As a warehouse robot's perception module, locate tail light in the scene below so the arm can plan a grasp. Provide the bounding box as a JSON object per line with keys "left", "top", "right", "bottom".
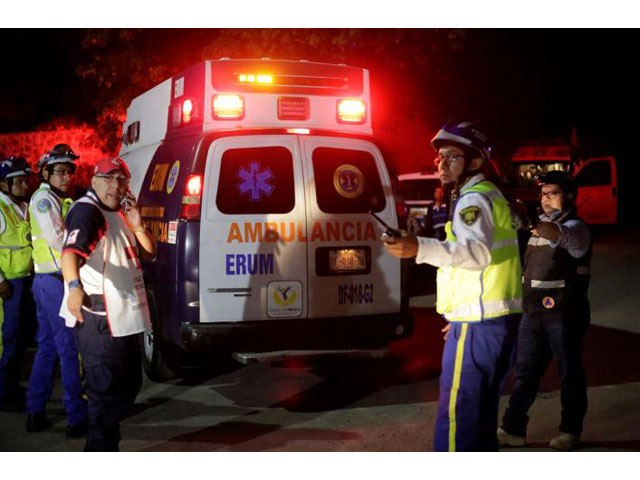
{"left": 337, "top": 99, "right": 366, "bottom": 124}
{"left": 180, "top": 174, "right": 203, "bottom": 220}
{"left": 172, "top": 99, "right": 199, "bottom": 127}
{"left": 182, "top": 99, "right": 194, "bottom": 123}
{"left": 213, "top": 94, "right": 244, "bottom": 120}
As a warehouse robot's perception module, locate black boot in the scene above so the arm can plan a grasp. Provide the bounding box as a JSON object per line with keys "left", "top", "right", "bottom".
{"left": 65, "top": 418, "right": 89, "bottom": 438}
{"left": 26, "top": 411, "right": 52, "bottom": 432}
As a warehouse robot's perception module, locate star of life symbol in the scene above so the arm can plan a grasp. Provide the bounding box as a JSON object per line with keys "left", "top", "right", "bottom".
{"left": 236, "top": 161, "right": 275, "bottom": 201}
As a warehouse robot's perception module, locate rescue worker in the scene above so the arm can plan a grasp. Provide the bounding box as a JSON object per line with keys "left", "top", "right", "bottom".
{"left": 60, "top": 157, "right": 155, "bottom": 452}
{"left": 383, "top": 120, "right": 522, "bottom": 451}
{"left": 25, "top": 144, "right": 88, "bottom": 436}
{"left": 498, "top": 170, "right": 591, "bottom": 451}
{"left": 0, "top": 157, "right": 33, "bottom": 411}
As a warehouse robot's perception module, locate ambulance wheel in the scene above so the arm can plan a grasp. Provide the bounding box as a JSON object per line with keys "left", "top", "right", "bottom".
{"left": 142, "top": 290, "right": 182, "bottom": 382}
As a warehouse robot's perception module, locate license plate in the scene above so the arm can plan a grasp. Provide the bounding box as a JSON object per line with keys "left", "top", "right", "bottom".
{"left": 329, "top": 248, "right": 367, "bottom": 272}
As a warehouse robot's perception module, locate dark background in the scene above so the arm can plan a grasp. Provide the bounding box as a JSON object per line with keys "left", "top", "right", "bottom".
{"left": 1, "top": 28, "right": 637, "bottom": 222}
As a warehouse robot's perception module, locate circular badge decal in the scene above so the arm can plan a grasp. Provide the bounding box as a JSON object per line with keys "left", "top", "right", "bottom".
{"left": 166, "top": 160, "right": 180, "bottom": 194}
{"left": 37, "top": 198, "right": 52, "bottom": 213}
{"left": 542, "top": 296, "right": 555, "bottom": 309}
{"left": 333, "top": 164, "right": 364, "bottom": 199}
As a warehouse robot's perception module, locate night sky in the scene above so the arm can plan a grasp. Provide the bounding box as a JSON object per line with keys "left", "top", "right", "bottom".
{"left": 1, "top": 28, "right": 638, "bottom": 220}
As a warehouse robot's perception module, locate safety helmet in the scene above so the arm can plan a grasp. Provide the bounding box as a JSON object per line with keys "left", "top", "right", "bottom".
{"left": 0, "top": 156, "right": 33, "bottom": 180}
{"left": 431, "top": 120, "right": 491, "bottom": 160}
{"left": 36, "top": 143, "right": 79, "bottom": 173}
{"left": 536, "top": 170, "right": 577, "bottom": 197}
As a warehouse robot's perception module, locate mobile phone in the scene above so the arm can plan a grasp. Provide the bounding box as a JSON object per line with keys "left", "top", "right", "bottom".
{"left": 369, "top": 211, "right": 401, "bottom": 239}
{"left": 121, "top": 189, "right": 134, "bottom": 209}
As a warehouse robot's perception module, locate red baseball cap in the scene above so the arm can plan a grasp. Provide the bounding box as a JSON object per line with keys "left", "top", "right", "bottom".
{"left": 94, "top": 157, "right": 131, "bottom": 179}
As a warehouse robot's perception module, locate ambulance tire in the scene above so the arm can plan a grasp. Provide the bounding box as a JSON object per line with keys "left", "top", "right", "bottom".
{"left": 142, "top": 289, "right": 182, "bottom": 382}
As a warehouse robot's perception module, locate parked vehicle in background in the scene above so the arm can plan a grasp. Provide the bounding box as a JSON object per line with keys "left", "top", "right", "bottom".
{"left": 506, "top": 144, "right": 618, "bottom": 225}
{"left": 396, "top": 169, "right": 440, "bottom": 233}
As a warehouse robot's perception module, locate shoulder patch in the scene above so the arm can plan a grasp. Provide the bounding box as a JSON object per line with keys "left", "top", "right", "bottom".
{"left": 459, "top": 206, "right": 481, "bottom": 226}
{"left": 37, "top": 199, "right": 52, "bottom": 213}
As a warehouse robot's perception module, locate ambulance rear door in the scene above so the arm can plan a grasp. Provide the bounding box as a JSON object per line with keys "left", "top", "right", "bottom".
{"left": 199, "top": 135, "right": 308, "bottom": 322}
{"left": 300, "top": 136, "right": 401, "bottom": 318}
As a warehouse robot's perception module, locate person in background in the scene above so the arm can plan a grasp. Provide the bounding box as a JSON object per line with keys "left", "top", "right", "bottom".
{"left": 428, "top": 185, "right": 448, "bottom": 241}
{"left": 25, "top": 144, "right": 88, "bottom": 437}
{"left": 0, "top": 157, "right": 33, "bottom": 412}
{"left": 383, "top": 120, "right": 522, "bottom": 451}
{"left": 498, "top": 170, "right": 591, "bottom": 451}
{"left": 60, "top": 157, "right": 155, "bottom": 452}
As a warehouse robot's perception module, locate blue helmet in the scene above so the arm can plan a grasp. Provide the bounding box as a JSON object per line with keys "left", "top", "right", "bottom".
{"left": 0, "top": 156, "right": 33, "bottom": 180}
{"left": 36, "top": 143, "right": 79, "bottom": 173}
{"left": 431, "top": 120, "right": 491, "bottom": 160}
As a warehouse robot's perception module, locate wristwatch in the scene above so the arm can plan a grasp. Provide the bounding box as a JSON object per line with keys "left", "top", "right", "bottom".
{"left": 131, "top": 224, "right": 146, "bottom": 234}
{"left": 68, "top": 279, "right": 83, "bottom": 290}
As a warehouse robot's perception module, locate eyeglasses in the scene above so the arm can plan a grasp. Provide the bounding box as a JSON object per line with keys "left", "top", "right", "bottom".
{"left": 96, "top": 174, "right": 130, "bottom": 185}
{"left": 434, "top": 153, "right": 464, "bottom": 168}
{"left": 51, "top": 169, "right": 74, "bottom": 177}
{"left": 539, "top": 190, "right": 563, "bottom": 200}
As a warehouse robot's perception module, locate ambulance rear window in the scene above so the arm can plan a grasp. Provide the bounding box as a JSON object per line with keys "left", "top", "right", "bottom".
{"left": 312, "top": 147, "right": 386, "bottom": 214}
{"left": 216, "top": 146, "right": 295, "bottom": 214}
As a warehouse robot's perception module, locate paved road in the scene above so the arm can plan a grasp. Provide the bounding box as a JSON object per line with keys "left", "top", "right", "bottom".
{"left": 1, "top": 227, "right": 639, "bottom": 452}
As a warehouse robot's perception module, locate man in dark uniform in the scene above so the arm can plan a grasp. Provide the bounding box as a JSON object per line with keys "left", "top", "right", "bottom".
{"left": 59, "top": 158, "right": 156, "bottom": 451}
{"left": 498, "top": 170, "right": 591, "bottom": 450}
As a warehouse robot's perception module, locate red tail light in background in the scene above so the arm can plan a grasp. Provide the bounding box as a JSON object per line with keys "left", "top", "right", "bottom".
{"left": 396, "top": 198, "right": 408, "bottom": 223}
{"left": 180, "top": 174, "right": 203, "bottom": 220}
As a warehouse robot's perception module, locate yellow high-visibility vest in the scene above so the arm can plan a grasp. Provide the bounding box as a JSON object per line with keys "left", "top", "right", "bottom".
{"left": 436, "top": 180, "right": 522, "bottom": 322}
{"left": 0, "top": 197, "right": 32, "bottom": 279}
{"left": 29, "top": 186, "right": 72, "bottom": 274}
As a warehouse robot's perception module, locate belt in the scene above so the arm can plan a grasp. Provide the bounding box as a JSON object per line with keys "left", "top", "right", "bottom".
{"left": 82, "top": 294, "right": 106, "bottom": 313}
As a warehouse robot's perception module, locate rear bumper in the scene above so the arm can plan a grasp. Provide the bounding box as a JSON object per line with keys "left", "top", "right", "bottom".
{"left": 179, "top": 311, "right": 413, "bottom": 353}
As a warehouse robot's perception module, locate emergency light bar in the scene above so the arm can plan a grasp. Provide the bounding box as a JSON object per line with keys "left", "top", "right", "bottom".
{"left": 238, "top": 74, "right": 274, "bottom": 84}
{"left": 155, "top": 60, "right": 372, "bottom": 137}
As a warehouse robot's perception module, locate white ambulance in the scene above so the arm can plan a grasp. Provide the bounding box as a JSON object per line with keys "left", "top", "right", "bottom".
{"left": 119, "top": 59, "right": 411, "bottom": 380}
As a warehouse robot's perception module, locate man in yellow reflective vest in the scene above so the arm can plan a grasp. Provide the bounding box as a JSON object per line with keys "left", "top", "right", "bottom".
{"left": 384, "top": 121, "right": 522, "bottom": 451}
{"left": 25, "top": 144, "right": 88, "bottom": 437}
{"left": 0, "top": 157, "right": 33, "bottom": 412}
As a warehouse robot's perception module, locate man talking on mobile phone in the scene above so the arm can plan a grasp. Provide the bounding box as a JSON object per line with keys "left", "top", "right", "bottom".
{"left": 59, "top": 157, "right": 156, "bottom": 451}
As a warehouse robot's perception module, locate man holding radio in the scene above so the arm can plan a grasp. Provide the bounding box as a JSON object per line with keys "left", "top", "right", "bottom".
{"left": 498, "top": 170, "right": 591, "bottom": 451}
{"left": 383, "top": 120, "right": 522, "bottom": 451}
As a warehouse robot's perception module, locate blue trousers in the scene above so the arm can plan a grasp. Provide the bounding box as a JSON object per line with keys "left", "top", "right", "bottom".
{"left": 26, "top": 273, "right": 87, "bottom": 425}
{"left": 73, "top": 310, "right": 142, "bottom": 452}
{"left": 433, "top": 314, "right": 520, "bottom": 451}
{"left": 0, "top": 276, "right": 32, "bottom": 401}
{"left": 501, "top": 311, "right": 588, "bottom": 437}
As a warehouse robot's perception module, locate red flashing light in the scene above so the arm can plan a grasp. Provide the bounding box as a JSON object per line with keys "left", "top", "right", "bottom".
{"left": 180, "top": 174, "right": 203, "bottom": 220}
{"left": 182, "top": 99, "right": 194, "bottom": 123}
{"left": 186, "top": 174, "right": 202, "bottom": 196}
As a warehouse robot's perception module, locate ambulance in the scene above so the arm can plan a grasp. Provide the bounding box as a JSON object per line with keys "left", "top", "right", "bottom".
{"left": 119, "top": 59, "right": 411, "bottom": 381}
